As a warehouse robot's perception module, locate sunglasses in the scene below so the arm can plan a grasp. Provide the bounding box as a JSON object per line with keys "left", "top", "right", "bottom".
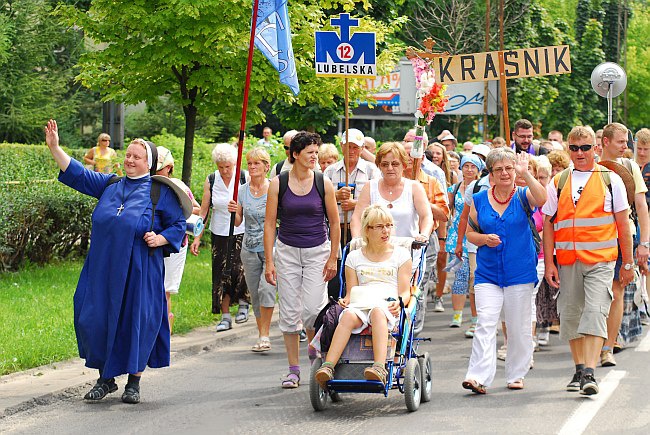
{"left": 568, "top": 144, "right": 593, "bottom": 152}
{"left": 284, "top": 146, "right": 290, "bottom": 150}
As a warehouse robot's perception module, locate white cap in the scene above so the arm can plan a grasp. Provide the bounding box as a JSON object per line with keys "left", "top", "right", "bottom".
{"left": 341, "top": 128, "right": 365, "bottom": 147}
{"left": 439, "top": 133, "right": 457, "bottom": 142}
{"left": 472, "top": 144, "right": 491, "bottom": 158}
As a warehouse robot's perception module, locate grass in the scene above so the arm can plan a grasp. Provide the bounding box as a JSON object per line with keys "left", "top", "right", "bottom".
{"left": 0, "top": 247, "right": 228, "bottom": 376}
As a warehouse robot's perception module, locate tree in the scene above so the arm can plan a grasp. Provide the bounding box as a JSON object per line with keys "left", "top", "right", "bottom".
{"left": 625, "top": 1, "right": 650, "bottom": 129}
{"left": 573, "top": 19, "right": 606, "bottom": 126}
{"left": 58, "top": 0, "right": 404, "bottom": 185}
{"left": 0, "top": 0, "right": 78, "bottom": 144}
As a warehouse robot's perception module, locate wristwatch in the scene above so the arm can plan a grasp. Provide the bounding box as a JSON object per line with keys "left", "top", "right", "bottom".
{"left": 623, "top": 263, "right": 634, "bottom": 271}
{"left": 640, "top": 242, "right": 650, "bottom": 249}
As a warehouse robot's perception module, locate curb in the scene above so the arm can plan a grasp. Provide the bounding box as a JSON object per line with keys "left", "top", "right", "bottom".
{"left": 0, "top": 312, "right": 278, "bottom": 419}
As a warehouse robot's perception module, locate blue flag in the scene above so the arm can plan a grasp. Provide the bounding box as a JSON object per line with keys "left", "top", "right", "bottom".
{"left": 254, "top": 0, "right": 299, "bottom": 95}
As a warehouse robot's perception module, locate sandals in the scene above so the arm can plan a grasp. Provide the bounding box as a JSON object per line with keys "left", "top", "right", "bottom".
{"left": 251, "top": 338, "right": 271, "bottom": 352}
{"left": 314, "top": 364, "right": 335, "bottom": 389}
{"left": 281, "top": 370, "right": 300, "bottom": 389}
{"left": 462, "top": 379, "right": 487, "bottom": 395}
{"left": 364, "top": 364, "right": 388, "bottom": 386}
{"left": 121, "top": 384, "right": 140, "bottom": 404}
{"left": 507, "top": 379, "right": 524, "bottom": 390}
{"left": 235, "top": 304, "right": 249, "bottom": 324}
{"left": 216, "top": 318, "right": 232, "bottom": 332}
{"left": 84, "top": 378, "right": 118, "bottom": 400}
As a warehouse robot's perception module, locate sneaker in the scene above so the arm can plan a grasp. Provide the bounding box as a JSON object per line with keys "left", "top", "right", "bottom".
{"left": 529, "top": 357, "right": 534, "bottom": 369}
{"left": 612, "top": 341, "right": 624, "bottom": 354}
{"left": 537, "top": 329, "right": 550, "bottom": 346}
{"left": 580, "top": 373, "right": 599, "bottom": 396}
{"left": 497, "top": 344, "right": 507, "bottom": 361}
{"left": 566, "top": 371, "right": 582, "bottom": 392}
{"left": 450, "top": 312, "right": 462, "bottom": 327}
{"left": 216, "top": 318, "right": 232, "bottom": 332}
{"left": 465, "top": 323, "right": 476, "bottom": 338}
{"left": 600, "top": 349, "right": 616, "bottom": 367}
{"left": 299, "top": 329, "right": 307, "bottom": 342}
{"left": 433, "top": 296, "right": 445, "bottom": 312}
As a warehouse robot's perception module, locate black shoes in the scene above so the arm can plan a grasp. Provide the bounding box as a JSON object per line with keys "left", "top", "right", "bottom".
{"left": 566, "top": 371, "right": 582, "bottom": 392}
{"left": 84, "top": 378, "right": 118, "bottom": 400}
{"left": 121, "top": 384, "right": 141, "bottom": 404}
{"left": 580, "top": 373, "right": 599, "bottom": 396}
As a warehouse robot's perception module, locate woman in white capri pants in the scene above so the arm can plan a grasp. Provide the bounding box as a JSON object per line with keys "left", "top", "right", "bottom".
{"left": 462, "top": 148, "right": 546, "bottom": 394}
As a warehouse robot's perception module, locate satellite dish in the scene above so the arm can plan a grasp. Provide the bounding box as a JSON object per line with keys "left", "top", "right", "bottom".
{"left": 591, "top": 62, "right": 627, "bottom": 97}
{"left": 590, "top": 62, "right": 627, "bottom": 124}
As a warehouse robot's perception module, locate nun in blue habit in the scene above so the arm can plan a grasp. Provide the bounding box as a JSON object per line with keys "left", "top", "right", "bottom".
{"left": 45, "top": 120, "right": 189, "bottom": 404}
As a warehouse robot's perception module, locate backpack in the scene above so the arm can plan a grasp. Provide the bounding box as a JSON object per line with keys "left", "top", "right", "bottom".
{"left": 313, "top": 300, "right": 344, "bottom": 353}
{"left": 207, "top": 170, "right": 247, "bottom": 211}
{"left": 278, "top": 170, "right": 328, "bottom": 225}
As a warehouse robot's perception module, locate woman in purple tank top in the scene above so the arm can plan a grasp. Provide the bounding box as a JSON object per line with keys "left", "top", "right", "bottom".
{"left": 264, "top": 131, "right": 340, "bottom": 389}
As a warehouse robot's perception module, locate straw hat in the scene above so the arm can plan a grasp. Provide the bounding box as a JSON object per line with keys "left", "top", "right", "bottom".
{"left": 598, "top": 160, "right": 635, "bottom": 205}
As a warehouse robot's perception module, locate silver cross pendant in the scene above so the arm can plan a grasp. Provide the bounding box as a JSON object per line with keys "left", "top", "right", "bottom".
{"left": 116, "top": 204, "right": 125, "bottom": 216}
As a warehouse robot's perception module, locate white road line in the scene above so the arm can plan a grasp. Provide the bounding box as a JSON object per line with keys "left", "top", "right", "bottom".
{"left": 634, "top": 331, "right": 650, "bottom": 352}
{"left": 558, "top": 370, "right": 626, "bottom": 435}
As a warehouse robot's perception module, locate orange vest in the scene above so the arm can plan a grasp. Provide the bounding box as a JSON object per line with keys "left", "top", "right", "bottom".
{"left": 553, "top": 168, "right": 618, "bottom": 265}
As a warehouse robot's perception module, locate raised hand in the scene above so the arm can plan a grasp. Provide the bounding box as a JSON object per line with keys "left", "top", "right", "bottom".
{"left": 513, "top": 152, "right": 530, "bottom": 177}
{"left": 44, "top": 119, "right": 59, "bottom": 149}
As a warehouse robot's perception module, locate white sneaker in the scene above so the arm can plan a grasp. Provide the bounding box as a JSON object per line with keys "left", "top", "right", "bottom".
{"left": 537, "top": 329, "right": 550, "bottom": 346}
{"left": 497, "top": 344, "right": 507, "bottom": 361}
{"left": 433, "top": 297, "right": 445, "bottom": 312}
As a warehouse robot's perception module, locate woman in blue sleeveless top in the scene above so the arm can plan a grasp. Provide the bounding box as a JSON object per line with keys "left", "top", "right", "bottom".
{"left": 461, "top": 148, "right": 546, "bottom": 394}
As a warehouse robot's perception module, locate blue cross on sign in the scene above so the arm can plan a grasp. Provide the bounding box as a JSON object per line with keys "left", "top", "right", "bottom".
{"left": 315, "top": 13, "right": 376, "bottom": 78}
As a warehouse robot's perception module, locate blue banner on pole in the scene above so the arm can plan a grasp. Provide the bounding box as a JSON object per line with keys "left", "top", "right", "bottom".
{"left": 254, "top": 0, "right": 299, "bottom": 95}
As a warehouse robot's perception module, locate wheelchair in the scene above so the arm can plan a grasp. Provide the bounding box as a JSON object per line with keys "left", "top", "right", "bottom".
{"left": 309, "top": 237, "right": 431, "bottom": 412}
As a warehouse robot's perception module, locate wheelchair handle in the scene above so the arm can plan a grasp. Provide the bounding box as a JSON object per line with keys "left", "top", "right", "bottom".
{"left": 411, "top": 240, "right": 428, "bottom": 249}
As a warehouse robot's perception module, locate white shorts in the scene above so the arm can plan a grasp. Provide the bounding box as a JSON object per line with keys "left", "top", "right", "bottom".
{"left": 164, "top": 244, "right": 188, "bottom": 294}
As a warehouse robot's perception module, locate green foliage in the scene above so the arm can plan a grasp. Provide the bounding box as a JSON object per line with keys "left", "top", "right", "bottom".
{"left": 56, "top": 0, "right": 404, "bottom": 184}
{"left": 573, "top": 19, "right": 606, "bottom": 127}
{"left": 0, "top": 0, "right": 79, "bottom": 144}
{"left": 624, "top": 1, "right": 650, "bottom": 130}
{"left": 0, "top": 144, "right": 96, "bottom": 271}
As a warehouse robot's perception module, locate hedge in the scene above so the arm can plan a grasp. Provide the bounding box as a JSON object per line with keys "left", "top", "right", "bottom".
{"left": 0, "top": 133, "right": 286, "bottom": 271}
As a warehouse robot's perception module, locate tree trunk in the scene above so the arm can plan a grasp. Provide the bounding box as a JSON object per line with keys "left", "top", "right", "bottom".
{"left": 181, "top": 103, "right": 197, "bottom": 186}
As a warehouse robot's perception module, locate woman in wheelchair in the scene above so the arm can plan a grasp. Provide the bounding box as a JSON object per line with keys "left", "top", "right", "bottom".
{"left": 315, "top": 204, "right": 412, "bottom": 387}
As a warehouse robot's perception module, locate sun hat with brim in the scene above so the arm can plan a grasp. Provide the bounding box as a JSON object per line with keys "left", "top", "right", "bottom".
{"left": 151, "top": 175, "right": 193, "bottom": 219}
{"left": 598, "top": 160, "right": 635, "bottom": 205}
{"left": 439, "top": 133, "right": 457, "bottom": 142}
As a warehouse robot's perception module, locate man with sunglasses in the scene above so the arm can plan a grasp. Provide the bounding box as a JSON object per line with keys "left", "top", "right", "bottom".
{"left": 542, "top": 125, "right": 633, "bottom": 396}
{"left": 510, "top": 119, "right": 547, "bottom": 156}
{"left": 599, "top": 122, "right": 649, "bottom": 367}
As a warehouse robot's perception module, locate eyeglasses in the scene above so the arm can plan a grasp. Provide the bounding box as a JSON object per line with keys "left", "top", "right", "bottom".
{"left": 491, "top": 166, "right": 515, "bottom": 174}
{"left": 367, "top": 223, "right": 393, "bottom": 231}
{"left": 101, "top": 139, "right": 110, "bottom": 142}
{"left": 568, "top": 144, "right": 593, "bottom": 152}
{"left": 514, "top": 133, "right": 534, "bottom": 140}
{"left": 283, "top": 146, "right": 290, "bottom": 150}
{"left": 380, "top": 161, "right": 402, "bottom": 169}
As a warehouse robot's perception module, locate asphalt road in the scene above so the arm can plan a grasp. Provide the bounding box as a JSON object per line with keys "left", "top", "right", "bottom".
{"left": 1, "top": 302, "right": 649, "bottom": 435}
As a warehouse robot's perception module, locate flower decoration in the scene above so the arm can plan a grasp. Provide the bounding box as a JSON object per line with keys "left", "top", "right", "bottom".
{"left": 408, "top": 55, "right": 449, "bottom": 159}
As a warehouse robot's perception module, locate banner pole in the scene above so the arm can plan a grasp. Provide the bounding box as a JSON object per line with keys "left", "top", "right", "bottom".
{"left": 343, "top": 78, "right": 350, "bottom": 246}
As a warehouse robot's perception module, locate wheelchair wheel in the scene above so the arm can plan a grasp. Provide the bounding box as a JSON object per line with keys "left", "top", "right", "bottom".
{"left": 404, "top": 358, "right": 421, "bottom": 412}
{"left": 329, "top": 391, "right": 342, "bottom": 402}
{"left": 418, "top": 352, "right": 432, "bottom": 403}
{"left": 309, "top": 357, "right": 328, "bottom": 411}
